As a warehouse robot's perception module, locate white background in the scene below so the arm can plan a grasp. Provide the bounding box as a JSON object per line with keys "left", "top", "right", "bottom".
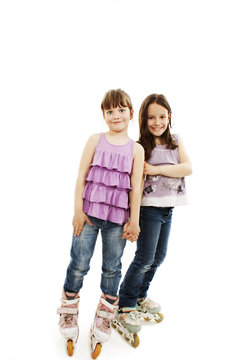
{"left": 0, "top": 0, "right": 239, "bottom": 359}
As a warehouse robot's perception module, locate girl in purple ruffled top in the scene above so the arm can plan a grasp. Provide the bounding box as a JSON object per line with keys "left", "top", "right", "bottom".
{"left": 57, "top": 89, "right": 144, "bottom": 357}
{"left": 116, "top": 94, "right": 192, "bottom": 339}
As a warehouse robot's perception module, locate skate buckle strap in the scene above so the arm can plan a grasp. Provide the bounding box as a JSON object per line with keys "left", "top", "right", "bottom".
{"left": 61, "top": 297, "right": 80, "bottom": 306}
{"left": 57, "top": 307, "right": 78, "bottom": 315}
{"left": 121, "top": 307, "right": 136, "bottom": 313}
{"left": 100, "top": 297, "right": 118, "bottom": 311}
{"left": 98, "top": 309, "right": 115, "bottom": 320}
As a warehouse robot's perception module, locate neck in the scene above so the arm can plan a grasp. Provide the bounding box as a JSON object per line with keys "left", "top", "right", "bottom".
{"left": 155, "top": 136, "right": 165, "bottom": 145}
{"left": 105, "top": 130, "right": 130, "bottom": 145}
{"left": 107, "top": 128, "right": 129, "bottom": 138}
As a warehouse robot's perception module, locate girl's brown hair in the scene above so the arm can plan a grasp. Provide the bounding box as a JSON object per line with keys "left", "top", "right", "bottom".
{"left": 138, "top": 94, "right": 178, "bottom": 161}
{"left": 101, "top": 89, "right": 133, "bottom": 113}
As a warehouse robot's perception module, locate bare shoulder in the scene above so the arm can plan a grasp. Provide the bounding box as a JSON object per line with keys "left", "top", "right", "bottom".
{"left": 133, "top": 142, "right": 144, "bottom": 157}
{"left": 87, "top": 133, "right": 100, "bottom": 146}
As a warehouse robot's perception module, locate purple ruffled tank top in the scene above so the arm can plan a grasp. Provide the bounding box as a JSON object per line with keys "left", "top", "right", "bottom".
{"left": 83, "top": 133, "right": 135, "bottom": 225}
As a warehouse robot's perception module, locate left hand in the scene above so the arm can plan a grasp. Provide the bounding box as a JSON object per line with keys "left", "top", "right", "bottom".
{"left": 144, "top": 162, "right": 157, "bottom": 176}
{"left": 122, "top": 221, "right": 140, "bottom": 242}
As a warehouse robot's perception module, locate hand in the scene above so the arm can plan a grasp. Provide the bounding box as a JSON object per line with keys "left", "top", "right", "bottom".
{"left": 72, "top": 211, "right": 93, "bottom": 236}
{"left": 143, "top": 162, "right": 157, "bottom": 176}
{"left": 122, "top": 221, "right": 140, "bottom": 243}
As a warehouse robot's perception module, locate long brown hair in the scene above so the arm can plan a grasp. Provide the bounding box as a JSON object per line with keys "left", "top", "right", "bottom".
{"left": 138, "top": 94, "right": 178, "bottom": 160}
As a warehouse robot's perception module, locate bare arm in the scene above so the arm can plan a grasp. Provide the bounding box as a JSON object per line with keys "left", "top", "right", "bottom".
{"left": 122, "top": 143, "right": 144, "bottom": 242}
{"left": 72, "top": 133, "right": 100, "bottom": 235}
{"left": 144, "top": 137, "right": 192, "bottom": 178}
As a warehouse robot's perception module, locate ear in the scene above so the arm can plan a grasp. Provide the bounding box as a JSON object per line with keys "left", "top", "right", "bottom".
{"left": 130, "top": 109, "right": 134, "bottom": 120}
{"left": 168, "top": 113, "right": 171, "bottom": 123}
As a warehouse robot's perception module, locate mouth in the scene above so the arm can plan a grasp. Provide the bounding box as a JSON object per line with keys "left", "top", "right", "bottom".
{"left": 150, "top": 126, "right": 164, "bottom": 131}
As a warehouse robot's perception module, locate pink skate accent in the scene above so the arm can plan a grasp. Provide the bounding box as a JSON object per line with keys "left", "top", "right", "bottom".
{"left": 57, "top": 291, "right": 80, "bottom": 330}
{"left": 94, "top": 293, "right": 118, "bottom": 336}
{"left": 57, "top": 307, "right": 78, "bottom": 315}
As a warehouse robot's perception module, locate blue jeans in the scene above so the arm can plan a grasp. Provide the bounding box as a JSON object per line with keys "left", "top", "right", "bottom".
{"left": 119, "top": 206, "right": 173, "bottom": 308}
{"left": 64, "top": 216, "right": 126, "bottom": 297}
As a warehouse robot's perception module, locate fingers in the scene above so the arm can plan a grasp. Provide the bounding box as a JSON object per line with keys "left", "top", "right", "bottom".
{"left": 72, "top": 213, "right": 93, "bottom": 237}
{"left": 73, "top": 223, "right": 83, "bottom": 236}
{"left": 122, "top": 222, "right": 129, "bottom": 233}
{"left": 122, "top": 232, "right": 138, "bottom": 242}
{"left": 85, "top": 215, "right": 93, "bottom": 227}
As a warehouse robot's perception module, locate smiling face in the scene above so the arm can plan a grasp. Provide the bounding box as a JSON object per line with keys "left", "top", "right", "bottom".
{"left": 104, "top": 106, "right": 133, "bottom": 133}
{"left": 147, "top": 103, "right": 169, "bottom": 140}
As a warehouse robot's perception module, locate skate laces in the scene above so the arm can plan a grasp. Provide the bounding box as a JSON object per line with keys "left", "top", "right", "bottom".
{"left": 119, "top": 308, "right": 140, "bottom": 326}
{"left": 64, "top": 314, "right": 75, "bottom": 325}
{"left": 126, "top": 311, "right": 139, "bottom": 321}
{"left": 138, "top": 297, "right": 160, "bottom": 311}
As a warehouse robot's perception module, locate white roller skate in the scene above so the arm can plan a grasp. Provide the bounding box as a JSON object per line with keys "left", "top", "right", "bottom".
{"left": 136, "top": 297, "right": 164, "bottom": 323}
{"left": 57, "top": 292, "right": 80, "bottom": 356}
{"left": 112, "top": 308, "right": 140, "bottom": 348}
{"left": 90, "top": 293, "right": 118, "bottom": 359}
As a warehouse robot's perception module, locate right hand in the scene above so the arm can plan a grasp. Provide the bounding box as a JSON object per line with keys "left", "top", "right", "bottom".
{"left": 72, "top": 210, "right": 93, "bottom": 236}
{"left": 122, "top": 221, "right": 140, "bottom": 243}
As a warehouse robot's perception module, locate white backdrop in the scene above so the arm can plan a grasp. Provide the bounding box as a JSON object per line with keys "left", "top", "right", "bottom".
{"left": 1, "top": 0, "right": 239, "bottom": 359}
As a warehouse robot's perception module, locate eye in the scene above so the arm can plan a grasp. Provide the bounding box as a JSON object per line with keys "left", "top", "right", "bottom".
{"left": 119, "top": 108, "right": 125, "bottom": 113}
{"left": 148, "top": 116, "right": 154, "bottom": 120}
{"left": 107, "top": 110, "right": 113, "bottom": 115}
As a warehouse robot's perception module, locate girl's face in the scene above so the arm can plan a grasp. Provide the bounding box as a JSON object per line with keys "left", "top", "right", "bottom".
{"left": 104, "top": 106, "right": 133, "bottom": 133}
{"left": 147, "top": 103, "right": 169, "bottom": 139}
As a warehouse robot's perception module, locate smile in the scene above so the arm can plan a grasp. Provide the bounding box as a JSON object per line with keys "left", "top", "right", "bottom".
{"left": 150, "top": 126, "right": 164, "bottom": 131}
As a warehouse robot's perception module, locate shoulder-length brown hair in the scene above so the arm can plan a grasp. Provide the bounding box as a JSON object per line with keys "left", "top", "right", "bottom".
{"left": 138, "top": 94, "right": 178, "bottom": 161}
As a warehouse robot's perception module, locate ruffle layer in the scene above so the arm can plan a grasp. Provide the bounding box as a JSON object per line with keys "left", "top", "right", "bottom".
{"left": 91, "top": 148, "right": 133, "bottom": 174}
{"left": 86, "top": 166, "right": 131, "bottom": 190}
{"left": 83, "top": 200, "right": 129, "bottom": 225}
{"left": 83, "top": 182, "right": 129, "bottom": 209}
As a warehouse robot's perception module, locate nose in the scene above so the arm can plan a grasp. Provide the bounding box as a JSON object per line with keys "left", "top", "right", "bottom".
{"left": 155, "top": 117, "right": 161, "bottom": 124}
{"left": 113, "top": 111, "right": 119, "bottom": 119}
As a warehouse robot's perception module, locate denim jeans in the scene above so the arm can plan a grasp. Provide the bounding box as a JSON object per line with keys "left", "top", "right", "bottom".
{"left": 64, "top": 216, "right": 126, "bottom": 297}
{"left": 119, "top": 206, "right": 173, "bottom": 308}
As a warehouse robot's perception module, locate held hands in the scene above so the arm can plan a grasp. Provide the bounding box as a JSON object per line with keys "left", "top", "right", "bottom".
{"left": 122, "top": 221, "right": 140, "bottom": 243}
{"left": 72, "top": 210, "right": 93, "bottom": 236}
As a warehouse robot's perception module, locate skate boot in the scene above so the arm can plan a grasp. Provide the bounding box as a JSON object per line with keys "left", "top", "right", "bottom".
{"left": 57, "top": 291, "right": 80, "bottom": 356}
{"left": 136, "top": 297, "right": 164, "bottom": 323}
{"left": 90, "top": 293, "right": 118, "bottom": 359}
{"left": 112, "top": 308, "right": 140, "bottom": 348}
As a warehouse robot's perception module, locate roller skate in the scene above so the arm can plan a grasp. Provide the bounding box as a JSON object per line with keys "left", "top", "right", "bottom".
{"left": 136, "top": 297, "right": 164, "bottom": 323}
{"left": 112, "top": 308, "right": 140, "bottom": 348}
{"left": 57, "top": 291, "right": 80, "bottom": 356}
{"left": 90, "top": 293, "right": 118, "bottom": 359}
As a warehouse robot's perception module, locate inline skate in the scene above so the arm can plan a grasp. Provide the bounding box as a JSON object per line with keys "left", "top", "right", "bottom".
{"left": 136, "top": 297, "right": 164, "bottom": 323}
{"left": 112, "top": 307, "right": 140, "bottom": 348}
{"left": 90, "top": 293, "right": 118, "bottom": 359}
{"left": 57, "top": 291, "right": 80, "bottom": 356}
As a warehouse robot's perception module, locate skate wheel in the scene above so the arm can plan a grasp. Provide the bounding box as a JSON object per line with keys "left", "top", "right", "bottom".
{"left": 111, "top": 322, "right": 117, "bottom": 329}
{"left": 118, "top": 329, "right": 123, "bottom": 335}
{"left": 143, "top": 317, "right": 151, "bottom": 321}
{"left": 131, "top": 333, "right": 139, "bottom": 348}
{"left": 124, "top": 334, "right": 131, "bottom": 341}
{"left": 154, "top": 312, "right": 164, "bottom": 323}
{"left": 67, "top": 340, "right": 73, "bottom": 356}
{"left": 91, "top": 343, "right": 102, "bottom": 359}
